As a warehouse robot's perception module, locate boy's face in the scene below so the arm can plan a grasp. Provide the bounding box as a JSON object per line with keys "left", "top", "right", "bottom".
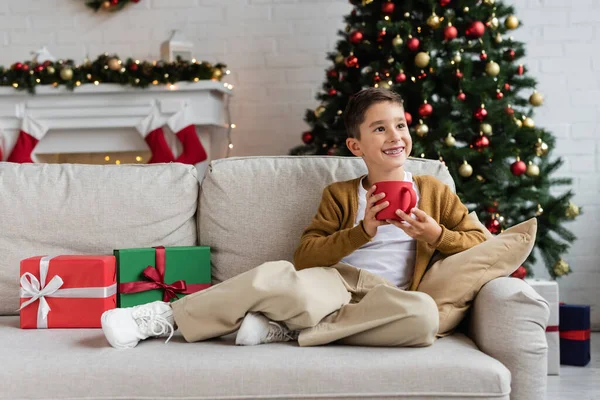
{"left": 346, "top": 101, "right": 412, "bottom": 172}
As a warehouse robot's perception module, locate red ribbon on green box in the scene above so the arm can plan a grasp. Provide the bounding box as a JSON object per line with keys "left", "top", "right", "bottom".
{"left": 118, "top": 246, "right": 210, "bottom": 302}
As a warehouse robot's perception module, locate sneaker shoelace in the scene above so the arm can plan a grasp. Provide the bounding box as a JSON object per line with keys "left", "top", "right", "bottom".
{"left": 133, "top": 308, "right": 175, "bottom": 344}
{"left": 266, "top": 321, "right": 298, "bottom": 342}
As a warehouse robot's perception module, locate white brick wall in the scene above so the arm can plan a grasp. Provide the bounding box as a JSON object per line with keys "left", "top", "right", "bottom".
{"left": 0, "top": 0, "right": 598, "bottom": 327}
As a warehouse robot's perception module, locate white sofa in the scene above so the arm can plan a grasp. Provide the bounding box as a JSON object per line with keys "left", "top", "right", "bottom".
{"left": 0, "top": 156, "right": 550, "bottom": 400}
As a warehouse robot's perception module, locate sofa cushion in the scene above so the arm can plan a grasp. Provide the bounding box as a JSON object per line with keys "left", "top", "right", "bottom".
{"left": 0, "top": 163, "right": 199, "bottom": 315}
{"left": 0, "top": 316, "right": 510, "bottom": 399}
{"left": 200, "top": 156, "right": 454, "bottom": 284}
{"left": 418, "top": 218, "right": 538, "bottom": 336}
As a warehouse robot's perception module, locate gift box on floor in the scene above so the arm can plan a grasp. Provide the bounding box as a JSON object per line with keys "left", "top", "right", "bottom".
{"left": 19, "top": 255, "right": 117, "bottom": 329}
{"left": 525, "top": 279, "right": 560, "bottom": 375}
{"left": 559, "top": 304, "right": 591, "bottom": 367}
{"left": 115, "top": 246, "right": 211, "bottom": 308}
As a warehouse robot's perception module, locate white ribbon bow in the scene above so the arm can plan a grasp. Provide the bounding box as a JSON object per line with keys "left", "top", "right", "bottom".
{"left": 18, "top": 255, "right": 117, "bottom": 328}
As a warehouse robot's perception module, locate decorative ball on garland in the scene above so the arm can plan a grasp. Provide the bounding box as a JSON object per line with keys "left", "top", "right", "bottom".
{"left": 407, "top": 37, "right": 420, "bottom": 52}
{"left": 108, "top": 57, "right": 121, "bottom": 71}
{"left": 345, "top": 54, "right": 359, "bottom": 68}
{"left": 302, "top": 131, "right": 314, "bottom": 144}
{"left": 415, "top": 120, "right": 429, "bottom": 137}
{"left": 395, "top": 71, "right": 407, "bottom": 83}
{"left": 565, "top": 202, "right": 580, "bottom": 219}
{"left": 485, "top": 217, "right": 501, "bottom": 234}
{"left": 427, "top": 13, "right": 441, "bottom": 29}
{"left": 553, "top": 259, "right": 570, "bottom": 277}
{"left": 60, "top": 67, "right": 73, "bottom": 80}
{"left": 444, "top": 24, "right": 458, "bottom": 41}
{"left": 505, "top": 15, "right": 519, "bottom": 30}
{"left": 473, "top": 105, "right": 488, "bottom": 121}
{"left": 535, "top": 139, "right": 549, "bottom": 156}
{"left": 349, "top": 31, "right": 363, "bottom": 44}
{"left": 472, "top": 134, "right": 490, "bottom": 150}
{"left": 445, "top": 133, "right": 456, "bottom": 147}
{"left": 418, "top": 101, "right": 433, "bottom": 117}
{"left": 526, "top": 161, "right": 540, "bottom": 177}
{"left": 457, "top": 91, "right": 466, "bottom": 101}
{"left": 481, "top": 123, "right": 493, "bottom": 134}
{"left": 510, "top": 157, "right": 527, "bottom": 176}
{"left": 392, "top": 35, "right": 404, "bottom": 47}
{"left": 314, "top": 105, "right": 326, "bottom": 118}
{"left": 466, "top": 21, "right": 485, "bottom": 39}
{"left": 415, "top": 52, "right": 430, "bottom": 68}
{"left": 381, "top": 1, "right": 395, "bottom": 14}
{"left": 459, "top": 161, "right": 473, "bottom": 178}
{"left": 523, "top": 117, "right": 535, "bottom": 128}
{"left": 529, "top": 91, "right": 544, "bottom": 106}
{"left": 511, "top": 266, "right": 527, "bottom": 279}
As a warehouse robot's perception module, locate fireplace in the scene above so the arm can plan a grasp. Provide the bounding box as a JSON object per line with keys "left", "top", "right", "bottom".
{"left": 0, "top": 81, "right": 233, "bottom": 177}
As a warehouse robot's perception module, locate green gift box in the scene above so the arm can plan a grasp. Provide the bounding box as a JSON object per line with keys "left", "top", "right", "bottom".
{"left": 115, "top": 246, "right": 211, "bottom": 308}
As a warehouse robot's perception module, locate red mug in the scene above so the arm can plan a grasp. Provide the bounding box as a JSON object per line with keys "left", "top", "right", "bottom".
{"left": 373, "top": 181, "right": 417, "bottom": 221}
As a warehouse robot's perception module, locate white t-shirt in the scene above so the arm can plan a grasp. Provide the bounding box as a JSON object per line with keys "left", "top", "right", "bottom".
{"left": 340, "top": 172, "right": 420, "bottom": 289}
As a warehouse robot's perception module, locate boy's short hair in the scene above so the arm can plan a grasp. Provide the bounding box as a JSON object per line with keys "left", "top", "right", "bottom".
{"left": 343, "top": 88, "right": 404, "bottom": 140}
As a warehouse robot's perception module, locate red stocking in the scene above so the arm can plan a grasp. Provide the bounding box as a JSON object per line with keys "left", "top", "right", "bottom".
{"left": 136, "top": 106, "right": 175, "bottom": 164}
{"left": 168, "top": 106, "right": 207, "bottom": 165}
{"left": 7, "top": 116, "right": 48, "bottom": 163}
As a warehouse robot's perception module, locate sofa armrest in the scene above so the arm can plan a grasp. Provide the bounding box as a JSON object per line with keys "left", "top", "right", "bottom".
{"left": 467, "top": 277, "right": 550, "bottom": 400}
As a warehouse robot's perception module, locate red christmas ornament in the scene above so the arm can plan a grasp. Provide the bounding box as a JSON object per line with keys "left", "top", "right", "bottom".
{"left": 129, "top": 63, "right": 139, "bottom": 72}
{"left": 328, "top": 88, "right": 338, "bottom": 96}
{"left": 504, "top": 83, "right": 511, "bottom": 91}
{"left": 440, "top": 0, "right": 451, "bottom": 5}
{"left": 345, "top": 55, "right": 359, "bottom": 68}
{"left": 377, "top": 29, "right": 387, "bottom": 43}
{"left": 22, "top": 64, "right": 30, "bottom": 71}
{"left": 457, "top": 91, "right": 466, "bottom": 101}
{"left": 407, "top": 37, "right": 420, "bottom": 52}
{"left": 418, "top": 72, "right": 428, "bottom": 80}
{"left": 418, "top": 103, "right": 433, "bottom": 117}
{"left": 496, "top": 91, "right": 504, "bottom": 99}
{"left": 455, "top": 70, "right": 464, "bottom": 79}
{"left": 480, "top": 52, "right": 488, "bottom": 61}
{"left": 444, "top": 25, "right": 458, "bottom": 41}
{"left": 486, "top": 202, "right": 498, "bottom": 213}
{"left": 13, "top": 62, "right": 23, "bottom": 70}
{"left": 511, "top": 266, "right": 527, "bottom": 279}
{"left": 404, "top": 112, "right": 413, "bottom": 126}
{"left": 350, "top": 31, "right": 363, "bottom": 44}
{"left": 486, "top": 218, "right": 501, "bottom": 234}
{"left": 505, "top": 106, "right": 514, "bottom": 116}
{"left": 504, "top": 49, "right": 516, "bottom": 61}
{"left": 473, "top": 106, "right": 488, "bottom": 121}
{"left": 327, "top": 69, "right": 338, "bottom": 78}
{"left": 466, "top": 21, "right": 485, "bottom": 39}
{"left": 302, "top": 131, "right": 314, "bottom": 144}
{"left": 111, "top": 0, "right": 118, "bottom": 4}
{"left": 511, "top": 159, "right": 527, "bottom": 176}
{"left": 381, "top": 1, "right": 395, "bottom": 14}
{"left": 373, "top": 74, "right": 381, "bottom": 82}
{"left": 395, "top": 72, "right": 407, "bottom": 83}
{"left": 517, "top": 64, "right": 524, "bottom": 75}
{"left": 473, "top": 135, "right": 490, "bottom": 150}
{"left": 35, "top": 65, "right": 44, "bottom": 72}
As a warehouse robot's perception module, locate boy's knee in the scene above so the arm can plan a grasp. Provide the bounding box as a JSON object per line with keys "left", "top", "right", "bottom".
{"left": 413, "top": 292, "right": 439, "bottom": 346}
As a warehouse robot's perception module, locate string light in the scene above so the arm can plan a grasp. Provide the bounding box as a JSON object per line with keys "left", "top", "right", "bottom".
{"left": 136, "top": 156, "right": 142, "bottom": 162}
{"left": 76, "top": 81, "right": 81, "bottom": 86}
{"left": 12, "top": 83, "right": 18, "bottom": 88}
{"left": 115, "top": 160, "right": 121, "bottom": 165}
{"left": 105, "top": 156, "right": 110, "bottom": 161}
{"left": 227, "top": 84, "right": 234, "bottom": 90}
{"left": 226, "top": 70, "right": 231, "bottom": 75}
{"left": 152, "top": 80, "right": 158, "bottom": 85}
{"left": 169, "top": 84, "right": 176, "bottom": 90}
{"left": 230, "top": 123, "right": 236, "bottom": 129}
{"left": 191, "top": 59, "right": 197, "bottom": 63}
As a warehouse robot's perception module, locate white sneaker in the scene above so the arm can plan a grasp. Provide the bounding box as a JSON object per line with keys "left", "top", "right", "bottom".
{"left": 101, "top": 301, "right": 175, "bottom": 349}
{"left": 235, "top": 312, "right": 298, "bottom": 346}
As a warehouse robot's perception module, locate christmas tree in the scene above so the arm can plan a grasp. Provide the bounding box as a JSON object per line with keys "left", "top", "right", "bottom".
{"left": 289, "top": 0, "right": 580, "bottom": 279}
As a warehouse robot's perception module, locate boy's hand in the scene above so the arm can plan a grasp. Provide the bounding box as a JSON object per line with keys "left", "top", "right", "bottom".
{"left": 362, "top": 185, "right": 390, "bottom": 237}
{"left": 387, "top": 208, "right": 442, "bottom": 245}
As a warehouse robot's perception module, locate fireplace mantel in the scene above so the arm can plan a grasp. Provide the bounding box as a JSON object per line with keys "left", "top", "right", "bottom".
{"left": 0, "top": 81, "right": 233, "bottom": 159}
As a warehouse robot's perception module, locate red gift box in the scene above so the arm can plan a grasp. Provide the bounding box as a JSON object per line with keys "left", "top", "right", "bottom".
{"left": 19, "top": 255, "right": 117, "bottom": 329}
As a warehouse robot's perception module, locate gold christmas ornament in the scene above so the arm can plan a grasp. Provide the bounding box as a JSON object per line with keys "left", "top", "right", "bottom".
{"left": 212, "top": 69, "right": 223, "bottom": 80}
{"left": 107, "top": 58, "right": 121, "bottom": 71}
{"left": 46, "top": 66, "right": 56, "bottom": 74}
{"left": 452, "top": 52, "right": 462, "bottom": 63}
{"left": 378, "top": 80, "right": 391, "bottom": 89}
{"left": 427, "top": 13, "right": 441, "bottom": 29}
{"left": 362, "top": 0, "right": 374, "bottom": 4}
{"left": 495, "top": 33, "right": 503, "bottom": 43}
{"left": 481, "top": 123, "right": 493, "bottom": 135}
{"left": 392, "top": 35, "right": 404, "bottom": 47}
{"left": 102, "top": 1, "right": 111, "bottom": 9}
{"left": 505, "top": 15, "right": 519, "bottom": 29}
{"left": 60, "top": 67, "right": 73, "bottom": 80}
{"left": 565, "top": 202, "right": 580, "bottom": 219}
{"left": 459, "top": 161, "right": 473, "bottom": 178}
{"left": 485, "top": 61, "right": 500, "bottom": 77}
{"left": 415, "top": 120, "right": 429, "bottom": 137}
{"left": 526, "top": 162, "right": 540, "bottom": 177}
{"left": 553, "top": 259, "right": 570, "bottom": 277}
{"left": 515, "top": 118, "right": 523, "bottom": 128}
{"left": 314, "top": 105, "right": 326, "bottom": 118}
{"left": 335, "top": 53, "right": 344, "bottom": 64}
{"left": 483, "top": 0, "right": 495, "bottom": 4}
{"left": 415, "top": 52, "right": 430, "bottom": 68}
{"left": 536, "top": 204, "right": 544, "bottom": 216}
{"left": 523, "top": 117, "right": 535, "bottom": 128}
{"left": 445, "top": 133, "right": 456, "bottom": 147}
{"left": 529, "top": 91, "right": 544, "bottom": 106}
{"left": 487, "top": 15, "right": 499, "bottom": 30}
{"left": 535, "top": 139, "right": 549, "bottom": 156}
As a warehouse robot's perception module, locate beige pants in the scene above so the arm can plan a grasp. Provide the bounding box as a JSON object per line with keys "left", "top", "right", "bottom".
{"left": 171, "top": 261, "right": 438, "bottom": 347}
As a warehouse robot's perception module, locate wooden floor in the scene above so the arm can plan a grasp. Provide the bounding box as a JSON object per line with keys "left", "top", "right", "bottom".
{"left": 546, "top": 333, "right": 598, "bottom": 400}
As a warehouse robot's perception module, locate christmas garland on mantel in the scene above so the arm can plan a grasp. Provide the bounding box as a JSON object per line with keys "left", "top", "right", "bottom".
{"left": 0, "top": 53, "right": 228, "bottom": 94}
{"left": 86, "top": 0, "right": 141, "bottom": 12}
